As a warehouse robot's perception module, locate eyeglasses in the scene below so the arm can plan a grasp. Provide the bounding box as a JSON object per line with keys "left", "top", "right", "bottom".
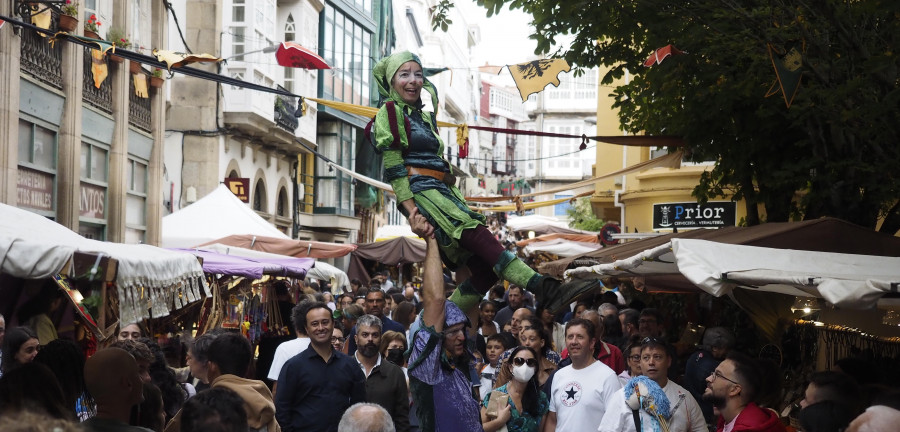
{"left": 709, "top": 370, "right": 740, "bottom": 385}
{"left": 331, "top": 337, "right": 346, "bottom": 343}
{"left": 512, "top": 357, "right": 537, "bottom": 367}
{"left": 628, "top": 355, "right": 641, "bottom": 362}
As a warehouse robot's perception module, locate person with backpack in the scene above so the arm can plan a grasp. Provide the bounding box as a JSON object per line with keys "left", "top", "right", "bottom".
{"left": 369, "top": 51, "right": 599, "bottom": 323}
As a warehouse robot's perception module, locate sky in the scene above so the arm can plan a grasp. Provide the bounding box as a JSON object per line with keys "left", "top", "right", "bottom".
{"left": 459, "top": 0, "right": 540, "bottom": 67}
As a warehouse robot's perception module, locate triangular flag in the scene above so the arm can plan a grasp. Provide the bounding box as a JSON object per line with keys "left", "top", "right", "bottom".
{"left": 90, "top": 49, "right": 108, "bottom": 88}
{"left": 152, "top": 49, "right": 222, "bottom": 70}
{"left": 134, "top": 73, "right": 148, "bottom": 98}
{"left": 643, "top": 44, "right": 686, "bottom": 67}
{"left": 506, "top": 59, "right": 571, "bottom": 102}
{"left": 767, "top": 44, "right": 803, "bottom": 108}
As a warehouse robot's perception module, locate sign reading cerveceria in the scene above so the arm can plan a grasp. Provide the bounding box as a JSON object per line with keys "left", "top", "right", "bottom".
{"left": 652, "top": 202, "right": 736, "bottom": 230}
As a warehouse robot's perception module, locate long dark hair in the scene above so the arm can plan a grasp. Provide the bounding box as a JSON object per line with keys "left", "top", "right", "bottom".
{"left": 34, "top": 339, "right": 94, "bottom": 418}
{"left": 507, "top": 346, "right": 541, "bottom": 417}
{"left": 1, "top": 326, "right": 38, "bottom": 374}
{"left": 141, "top": 338, "right": 187, "bottom": 422}
{"left": 0, "top": 362, "right": 72, "bottom": 420}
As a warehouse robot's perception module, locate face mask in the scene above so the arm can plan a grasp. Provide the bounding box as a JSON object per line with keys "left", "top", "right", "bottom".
{"left": 386, "top": 348, "right": 405, "bottom": 365}
{"left": 511, "top": 364, "right": 536, "bottom": 383}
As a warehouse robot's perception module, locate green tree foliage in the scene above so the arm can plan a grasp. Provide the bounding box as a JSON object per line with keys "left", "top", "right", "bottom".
{"left": 454, "top": 0, "right": 900, "bottom": 233}
{"left": 566, "top": 197, "right": 605, "bottom": 231}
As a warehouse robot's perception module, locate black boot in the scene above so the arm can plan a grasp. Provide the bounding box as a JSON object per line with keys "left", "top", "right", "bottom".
{"left": 527, "top": 275, "right": 604, "bottom": 315}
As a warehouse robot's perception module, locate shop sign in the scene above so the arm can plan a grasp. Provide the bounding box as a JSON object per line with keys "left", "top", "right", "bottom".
{"left": 80, "top": 182, "right": 106, "bottom": 220}
{"left": 226, "top": 177, "right": 250, "bottom": 203}
{"left": 652, "top": 201, "right": 736, "bottom": 229}
{"left": 16, "top": 167, "right": 54, "bottom": 211}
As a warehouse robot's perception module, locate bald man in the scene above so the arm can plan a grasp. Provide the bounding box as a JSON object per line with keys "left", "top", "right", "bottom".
{"left": 338, "top": 402, "right": 396, "bottom": 432}
{"left": 82, "top": 347, "right": 152, "bottom": 432}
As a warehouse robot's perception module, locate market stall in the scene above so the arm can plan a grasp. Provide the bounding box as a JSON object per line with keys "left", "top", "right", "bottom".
{"left": 348, "top": 228, "right": 426, "bottom": 286}
{"left": 196, "top": 234, "right": 356, "bottom": 259}
{"left": 161, "top": 184, "right": 291, "bottom": 248}
{"left": 0, "top": 202, "right": 207, "bottom": 337}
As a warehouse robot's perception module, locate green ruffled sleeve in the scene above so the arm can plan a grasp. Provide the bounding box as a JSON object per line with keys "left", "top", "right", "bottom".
{"left": 384, "top": 149, "right": 413, "bottom": 202}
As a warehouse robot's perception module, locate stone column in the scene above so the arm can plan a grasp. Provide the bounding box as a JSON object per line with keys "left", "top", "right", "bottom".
{"left": 56, "top": 6, "right": 87, "bottom": 231}
{"left": 106, "top": 5, "right": 133, "bottom": 242}
{"left": 145, "top": 0, "right": 169, "bottom": 246}
{"left": 0, "top": 2, "right": 21, "bottom": 204}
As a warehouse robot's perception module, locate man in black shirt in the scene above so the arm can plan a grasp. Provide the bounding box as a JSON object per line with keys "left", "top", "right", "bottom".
{"left": 275, "top": 302, "right": 366, "bottom": 432}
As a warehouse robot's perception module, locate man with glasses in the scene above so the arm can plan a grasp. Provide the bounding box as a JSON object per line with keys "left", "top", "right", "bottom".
{"left": 407, "top": 215, "right": 484, "bottom": 432}
{"left": 702, "top": 351, "right": 785, "bottom": 432}
{"left": 599, "top": 337, "right": 706, "bottom": 432}
{"left": 637, "top": 309, "right": 663, "bottom": 339}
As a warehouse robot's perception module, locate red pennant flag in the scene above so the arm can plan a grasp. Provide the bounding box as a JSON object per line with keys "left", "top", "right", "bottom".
{"left": 643, "top": 44, "right": 686, "bottom": 67}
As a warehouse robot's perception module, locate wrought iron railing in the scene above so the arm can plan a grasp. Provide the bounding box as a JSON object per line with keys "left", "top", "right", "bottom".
{"left": 274, "top": 85, "right": 299, "bottom": 132}
{"left": 20, "top": 10, "right": 63, "bottom": 88}
{"left": 129, "top": 77, "right": 152, "bottom": 132}
{"left": 82, "top": 48, "right": 112, "bottom": 113}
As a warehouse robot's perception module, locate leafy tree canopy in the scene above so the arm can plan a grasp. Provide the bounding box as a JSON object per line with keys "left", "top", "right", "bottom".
{"left": 566, "top": 198, "right": 606, "bottom": 231}
{"left": 437, "top": 1, "right": 900, "bottom": 233}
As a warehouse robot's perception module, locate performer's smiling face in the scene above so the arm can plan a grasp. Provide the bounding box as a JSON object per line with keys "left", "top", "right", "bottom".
{"left": 392, "top": 61, "right": 424, "bottom": 104}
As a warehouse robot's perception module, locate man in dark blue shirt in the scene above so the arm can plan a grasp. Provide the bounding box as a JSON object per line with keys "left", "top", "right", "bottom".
{"left": 347, "top": 289, "right": 405, "bottom": 354}
{"left": 275, "top": 301, "right": 366, "bottom": 432}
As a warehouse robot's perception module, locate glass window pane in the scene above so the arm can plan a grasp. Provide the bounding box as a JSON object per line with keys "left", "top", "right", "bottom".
{"left": 125, "top": 228, "right": 145, "bottom": 244}
{"left": 233, "top": 0, "right": 245, "bottom": 22}
{"left": 81, "top": 143, "right": 89, "bottom": 178}
{"left": 18, "top": 120, "right": 31, "bottom": 163}
{"left": 33, "top": 125, "right": 55, "bottom": 169}
{"left": 92, "top": 146, "right": 107, "bottom": 181}
{"left": 126, "top": 195, "right": 146, "bottom": 225}
{"left": 133, "top": 161, "right": 147, "bottom": 193}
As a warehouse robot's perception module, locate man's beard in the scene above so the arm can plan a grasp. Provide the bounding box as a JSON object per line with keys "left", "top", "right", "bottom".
{"left": 702, "top": 392, "right": 727, "bottom": 409}
{"left": 359, "top": 343, "right": 379, "bottom": 358}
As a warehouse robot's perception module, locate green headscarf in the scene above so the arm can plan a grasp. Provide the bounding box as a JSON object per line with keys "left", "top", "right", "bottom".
{"left": 373, "top": 51, "right": 440, "bottom": 116}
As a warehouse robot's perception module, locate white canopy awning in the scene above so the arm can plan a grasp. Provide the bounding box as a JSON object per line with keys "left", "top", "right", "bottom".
{"left": 162, "top": 184, "right": 289, "bottom": 248}
{"left": 0, "top": 203, "right": 208, "bottom": 323}
{"left": 524, "top": 238, "right": 602, "bottom": 258}
{"left": 565, "top": 238, "right": 900, "bottom": 309}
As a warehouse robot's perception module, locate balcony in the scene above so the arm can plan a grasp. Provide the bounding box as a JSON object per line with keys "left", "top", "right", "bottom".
{"left": 82, "top": 48, "right": 112, "bottom": 113}
{"left": 20, "top": 10, "right": 63, "bottom": 89}
{"left": 129, "top": 77, "right": 152, "bottom": 133}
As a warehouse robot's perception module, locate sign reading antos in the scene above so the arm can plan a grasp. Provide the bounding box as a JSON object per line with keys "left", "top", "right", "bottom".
{"left": 652, "top": 202, "right": 736, "bottom": 230}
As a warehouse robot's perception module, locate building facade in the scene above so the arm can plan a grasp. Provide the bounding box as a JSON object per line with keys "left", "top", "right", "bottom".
{"left": 1, "top": 0, "right": 167, "bottom": 244}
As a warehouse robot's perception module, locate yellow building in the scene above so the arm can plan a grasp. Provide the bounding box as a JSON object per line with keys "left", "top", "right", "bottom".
{"left": 590, "top": 69, "right": 751, "bottom": 233}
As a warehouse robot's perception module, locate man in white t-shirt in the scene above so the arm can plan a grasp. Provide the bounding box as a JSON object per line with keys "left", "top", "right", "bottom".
{"left": 599, "top": 337, "right": 707, "bottom": 432}
{"left": 547, "top": 317, "right": 622, "bottom": 432}
{"left": 268, "top": 302, "right": 311, "bottom": 396}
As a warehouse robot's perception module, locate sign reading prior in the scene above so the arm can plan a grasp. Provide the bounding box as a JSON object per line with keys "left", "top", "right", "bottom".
{"left": 226, "top": 177, "right": 250, "bottom": 203}
{"left": 17, "top": 167, "right": 54, "bottom": 212}
{"left": 652, "top": 202, "right": 736, "bottom": 230}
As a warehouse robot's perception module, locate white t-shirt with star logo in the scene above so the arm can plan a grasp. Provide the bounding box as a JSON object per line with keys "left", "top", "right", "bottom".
{"left": 549, "top": 360, "right": 622, "bottom": 432}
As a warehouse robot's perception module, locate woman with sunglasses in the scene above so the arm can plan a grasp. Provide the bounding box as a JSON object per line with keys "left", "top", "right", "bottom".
{"left": 481, "top": 346, "right": 549, "bottom": 432}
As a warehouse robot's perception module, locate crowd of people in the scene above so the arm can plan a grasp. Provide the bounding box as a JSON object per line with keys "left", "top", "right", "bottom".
{"left": 2, "top": 239, "right": 900, "bottom": 432}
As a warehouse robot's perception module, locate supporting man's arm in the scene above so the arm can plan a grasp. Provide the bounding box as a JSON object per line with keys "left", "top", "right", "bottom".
{"left": 414, "top": 208, "right": 445, "bottom": 332}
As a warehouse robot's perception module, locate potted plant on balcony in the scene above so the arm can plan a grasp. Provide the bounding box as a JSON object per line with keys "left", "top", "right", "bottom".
{"left": 106, "top": 28, "right": 129, "bottom": 64}
{"left": 58, "top": 1, "right": 79, "bottom": 32}
{"left": 84, "top": 14, "right": 101, "bottom": 39}
{"left": 149, "top": 69, "right": 165, "bottom": 88}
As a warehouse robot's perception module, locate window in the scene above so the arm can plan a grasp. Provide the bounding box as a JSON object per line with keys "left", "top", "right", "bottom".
{"left": 277, "top": 187, "right": 288, "bottom": 217}
{"left": 17, "top": 119, "right": 57, "bottom": 217}
{"left": 231, "top": 27, "right": 245, "bottom": 57}
{"left": 315, "top": 122, "right": 354, "bottom": 216}
{"left": 233, "top": 0, "right": 245, "bottom": 22}
{"left": 79, "top": 141, "right": 109, "bottom": 239}
{"left": 320, "top": 5, "right": 372, "bottom": 105}
{"left": 230, "top": 69, "right": 245, "bottom": 89}
{"left": 285, "top": 15, "right": 296, "bottom": 41}
{"left": 253, "top": 179, "right": 267, "bottom": 212}
{"left": 125, "top": 158, "right": 148, "bottom": 244}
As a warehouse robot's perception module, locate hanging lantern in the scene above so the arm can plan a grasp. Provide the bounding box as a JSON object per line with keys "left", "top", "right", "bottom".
{"left": 790, "top": 297, "right": 820, "bottom": 315}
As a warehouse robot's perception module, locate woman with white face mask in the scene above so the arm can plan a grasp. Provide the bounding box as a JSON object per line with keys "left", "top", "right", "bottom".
{"left": 480, "top": 346, "right": 549, "bottom": 432}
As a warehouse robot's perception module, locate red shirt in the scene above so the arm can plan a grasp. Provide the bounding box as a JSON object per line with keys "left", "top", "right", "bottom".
{"left": 559, "top": 340, "right": 625, "bottom": 374}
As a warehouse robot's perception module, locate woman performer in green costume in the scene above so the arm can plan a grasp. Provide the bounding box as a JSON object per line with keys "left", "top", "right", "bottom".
{"left": 371, "top": 51, "right": 598, "bottom": 314}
